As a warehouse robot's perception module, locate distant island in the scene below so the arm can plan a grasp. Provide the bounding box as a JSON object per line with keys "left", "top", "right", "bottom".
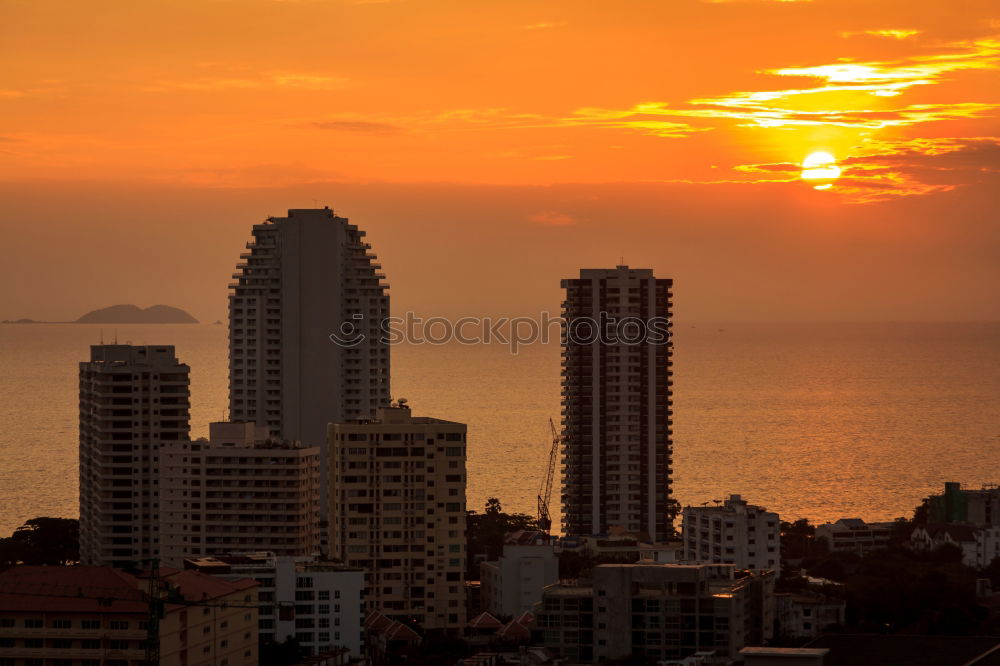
{"left": 3, "top": 305, "right": 199, "bottom": 324}
{"left": 76, "top": 304, "right": 198, "bottom": 324}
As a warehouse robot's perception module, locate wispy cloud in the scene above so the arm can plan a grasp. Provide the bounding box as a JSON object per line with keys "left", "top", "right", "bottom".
{"left": 836, "top": 137, "right": 1000, "bottom": 201}
{"left": 520, "top": 21, "right": 568, "bottom": 30}
{"left": 562, "top": 37, "right": 1000, "bottom": 132}
{"left": 310, "top": 120, "right": 402, "bottom": 135}
{"left": 840, "top": 29, "right": 922, "bottom": 40}
{"left": 143, "top": 71, "right": 348, "bottom": 93}
{"left": 734, "top": 137, "right": 1000, "bottom": 201}
{"left": 560, "top": 106, "right": 709, "bottom": 137}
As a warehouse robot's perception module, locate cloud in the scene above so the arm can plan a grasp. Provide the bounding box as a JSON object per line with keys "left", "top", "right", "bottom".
{"left": 728, "top": 138, "right": 1000, "bottom": 202}
{"left": 840, "top": 29, "right": 922, "bottom": 40}
{"left": 520, "top": 21, "right": 568, "bottom": 30}
{"left": 835, "top": 137, "right": 1000, "bottom": 200}
{"left": 560, "top": 37, "right": 1000, "bottom": 133}
{"left": 527, "top": 211, "right": 576, "bottom": 226}
{"left": 310, "top": 120, "right": 403, "bottom": 135}
{"left": 143, "top": 72, "right": 348, "bottom": 93}
{"left": 560, "top": 106, "right": 709, "bottom": 138}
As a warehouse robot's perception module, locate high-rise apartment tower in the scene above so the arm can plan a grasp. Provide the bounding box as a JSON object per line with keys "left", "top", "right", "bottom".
{"left": 229, "top": 208, "right": 390, "bottom": 513}
{"left": 328, "top": 405, "right": 468, "bottom": 633}
{"left": 560, "top": 266, "right": 673, "bottom": 541}
{"left": 79, "top": 345, "right": 191, "bottom": 566}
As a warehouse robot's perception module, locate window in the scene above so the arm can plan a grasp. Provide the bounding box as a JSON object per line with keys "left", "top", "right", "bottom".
{"left": 109, "top": 621, "right": 128, "bottom": 630}
{"left": 52, "top": 619, "right": 72, "bottom": 629}
{"left": 82, "top": 620, "right": 100, "bottom": 629}
{"left": 24, "top": 619, "right": 43, "bottom": 628}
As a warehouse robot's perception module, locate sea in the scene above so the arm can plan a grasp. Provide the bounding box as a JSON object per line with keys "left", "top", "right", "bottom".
{"left": 0, "top": 321, "right": 998, "bottom": 536}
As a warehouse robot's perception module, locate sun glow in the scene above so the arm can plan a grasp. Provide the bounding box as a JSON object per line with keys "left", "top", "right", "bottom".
{"left": 801, "top": 151, "right": 842, "bottom": 188}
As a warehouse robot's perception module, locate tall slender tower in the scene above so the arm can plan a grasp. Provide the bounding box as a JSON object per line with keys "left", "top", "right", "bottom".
{"left": 229, "top": 208, "right": 390, "bottom": 513}
{"left": 79, "top": 345, "right": 191, "bottom": 566}
{"left": 560, "top": 266, "right": 673, "bottom": 542}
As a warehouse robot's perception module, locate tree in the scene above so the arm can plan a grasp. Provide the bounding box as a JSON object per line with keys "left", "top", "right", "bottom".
{"left": 258, "top": 637, "right": 304, "bottom": 666}
{"left": 781, "top": 518, "right": 824, "bottom": 562}
{"left": 466, "top": 498, "right": 539, "bottom": 580}
{"left": 0, "top": 517, "right": 79, "bottom": 568}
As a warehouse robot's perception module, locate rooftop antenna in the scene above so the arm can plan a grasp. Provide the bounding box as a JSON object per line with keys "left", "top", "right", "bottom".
{"left": 114, "top": 328, "right": 118, "bottom": 344}
{"left": 312, "top": 198, "right": 320, "bottom": 208}
{"left": 100, "top": 329, "right": 104, "bottom": 345}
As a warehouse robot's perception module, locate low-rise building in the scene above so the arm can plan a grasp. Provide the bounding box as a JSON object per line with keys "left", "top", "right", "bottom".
{"left": 0, "top": 565, "right": 258, "bottom": 666}
{"left": 480, "top": 531, "right": 558, "bottom": 618}
{"left": 815, "top": 518, "right": 894, "bottom": 556}
{"left": 682, "top": 495, "right": 781, "bottom": 576}
{"left": 534, "top": 562, "right": 774, "bottom": 664}
{"left": 183, "top": 553, "right": 364, "bottom": 660}
{"left": 910, "top": 524, "right": 1000, "bottom": 568}
{"left": 159, "top": 421, "right": 321, "bottom": 566}
{"left": 925, "top": 482, "right": 1000, "bottom": 527}
{"left": 774, "top": 592, "right": 845, "bottom": 640}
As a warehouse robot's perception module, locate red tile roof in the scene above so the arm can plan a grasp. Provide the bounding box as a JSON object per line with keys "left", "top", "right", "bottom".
{"left": 160, "top": 569, "right": 257, "bottom": 602}
{"left": 468, "top": 611, "right": 502, "bottom": 629}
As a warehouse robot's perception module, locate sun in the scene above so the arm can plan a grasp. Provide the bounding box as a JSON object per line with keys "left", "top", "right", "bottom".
{"left": 801, "top": 151, "right": 842, "bottom": 189}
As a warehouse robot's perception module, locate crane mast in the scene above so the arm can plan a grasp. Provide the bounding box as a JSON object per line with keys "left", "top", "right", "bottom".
{"left": 537, "top": 417, "right": 560, "bottom": 533}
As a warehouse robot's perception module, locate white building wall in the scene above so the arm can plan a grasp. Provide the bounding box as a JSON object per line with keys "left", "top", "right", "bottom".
{"left": 221, "top": 556, "right": 364, "bottom": 659}
{"left": 682, "top": 494, "right": 781, "bottom": 576}
{"left": 481, "top": 544, "right": 559, "bottom": 617}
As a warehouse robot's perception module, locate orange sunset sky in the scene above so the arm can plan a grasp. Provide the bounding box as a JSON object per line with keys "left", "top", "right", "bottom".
{"left": 1, "top": 0, "right": 998, "bottom": 322}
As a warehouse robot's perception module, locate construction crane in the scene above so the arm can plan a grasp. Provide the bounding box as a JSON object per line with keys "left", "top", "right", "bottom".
{"left": 537, "top": 418, "right": 560, "bottom": 533}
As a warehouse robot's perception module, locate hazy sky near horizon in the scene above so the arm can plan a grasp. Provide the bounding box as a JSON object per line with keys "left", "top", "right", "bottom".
{"left": 1, "top": 0, "right": 998, "bottom": 322}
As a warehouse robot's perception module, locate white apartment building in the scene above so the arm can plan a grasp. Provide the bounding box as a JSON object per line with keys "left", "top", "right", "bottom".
{"left": 480, "top": 532, "right": 559, "bottom": 618}
{"left": 159, "top": 421, "right": 321, "bottom": 566}
{"left": 815, "top": 518, "right": 894, "bottom": 556}
{"left": 560, "top": 266, "right": 674, "bottom": 542}
{"left": 79, "top": 344, "right": 191, "bottom": 567}
{"left": 682, "top": 495, "right": 781, "bottom": 576}
{"left": 910, "top": 524, "right": 1000, "bottom": 569}
{"left": 228, "top": 207, "right": 390, "bottom": 516}
{"left": 328, "top": 405, "right": 468, "bottom": 633}
{"left": 185, "top": 554, "right": 365, "bottom": 660}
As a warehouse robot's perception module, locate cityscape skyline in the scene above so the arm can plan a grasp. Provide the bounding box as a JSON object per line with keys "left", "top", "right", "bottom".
{"left": 2, "top": 0, "right": 998, "bottom": 662}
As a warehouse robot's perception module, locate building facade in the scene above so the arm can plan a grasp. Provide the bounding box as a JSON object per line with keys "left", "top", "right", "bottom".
{"left": 159, "top": 421, "right": 321, "bottom": 566}
{"left": 184, "top": 554, "right": 365, "bottom": 660}
{"left": 534, "top": 563, "right": 774, "bottom": 664}
{"left": 560, "top": 266, "right": 674, "bottom": 541}
{"left": 79, "top": 345, "right": 191, "bottom": 567}
{"left": 774, "top": 592, "right": 845, "bottom": 640}
{"left": 815, "top": 518, "right": 895, "bottom": 556}
{"left": 925, "top": 482, "right": 1000, "bottom": 527}
{"left": 682, "top": 495, "right": 781, "bottom": 576}
{"left": 480, "top": 533, "right": 559, "bottom": 618}
{"left": 0, "top": 565, "right": 258, "bottom": 666}
{"left": 228, "top": 206, "right": 390, "bottom": 444}
{"left": 328, "top": 405, "right": 467, "bottom": 632}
